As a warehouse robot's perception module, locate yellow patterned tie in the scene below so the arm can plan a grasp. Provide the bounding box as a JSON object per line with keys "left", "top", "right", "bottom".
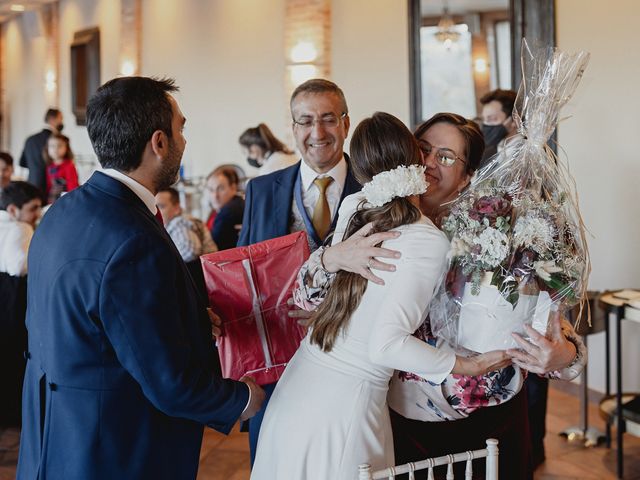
{"left": 311, "top": 176, "right": 334, "bottom": 242}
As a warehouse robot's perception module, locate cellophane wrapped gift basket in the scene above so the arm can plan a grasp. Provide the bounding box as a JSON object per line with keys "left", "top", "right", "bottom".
{"left": 430, "top": 39, "right": 591, "bottom": 353}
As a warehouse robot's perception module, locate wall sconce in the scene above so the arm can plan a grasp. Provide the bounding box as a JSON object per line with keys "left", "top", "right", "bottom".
{"left": 10, "top": 4, "right": 25, "bottom": 12}
{"left": 474, "top": 58, "right": 488, "bottom": 74}
{"left": 290, "top": 41, "right": 317, "bottom": 63}
{"left": 45, "top": 70, "right": 56, "bottom": 92}
{"left": 120, "top": 60, "right": 136, "bottom": 76}
{"left": 287, "top": 40, "right": 320, "bottom": 87}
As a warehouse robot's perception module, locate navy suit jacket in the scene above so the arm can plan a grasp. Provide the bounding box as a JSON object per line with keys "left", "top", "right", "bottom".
{"left": 237, "top": 157, "right": 361, "bottom": 247}
{"left": 18, "top": 172, "right": 249, "bottom": 480}
{"left": 19, "top": 129, "right": 51, "bottom": 195}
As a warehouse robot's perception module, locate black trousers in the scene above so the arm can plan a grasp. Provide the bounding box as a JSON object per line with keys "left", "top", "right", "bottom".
{"left": 524, "top": 374, "right": 549, "bottom": 467}
{"left": 390, "top": 388, "right": 533, "bottom": 480}
{"left": 0, "top": 273, "right": 28, "bottom": 427}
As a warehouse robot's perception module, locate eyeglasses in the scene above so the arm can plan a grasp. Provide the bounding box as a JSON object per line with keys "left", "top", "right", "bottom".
{"left": 418, "top": 141, "right": 466, "bottom": 167}
{"left": 292, "top": 112, "right": 347, "bottom": 129}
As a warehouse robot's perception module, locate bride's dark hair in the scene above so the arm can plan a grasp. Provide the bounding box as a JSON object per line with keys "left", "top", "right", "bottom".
{"left": 309, "top": 112, "right": 423, "bottom": 352}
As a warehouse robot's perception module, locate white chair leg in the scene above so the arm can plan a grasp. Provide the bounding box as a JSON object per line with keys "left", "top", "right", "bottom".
{"left": 485, "top": 439, "right": 499, "bottom": 480}
{"left": 408, "top": 461, "right": 416, "bottom": 480}
{"left": 446, "top": 454, "right": 455, "bottom": 479}
{"left": 427, "top": 458, "right": 435, "bottom": 480}
{"left": 358, "top": 463, "right": 373, "bottom": 480}
{"left": 465, "top": 450, "right": 473, "bottom": 480}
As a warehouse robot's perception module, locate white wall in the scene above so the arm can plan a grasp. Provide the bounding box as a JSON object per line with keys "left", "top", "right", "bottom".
{"left": 332, "top": 0, "right": 410, "bottom": 132}
{"left": 2, "top": 13, "right": 49, "bottom": 164}
{"left": 557, "top": 0, "right": 640, "bottom": 393}
{"left": 57, "top": 0, "right": 121, "bottom": 163}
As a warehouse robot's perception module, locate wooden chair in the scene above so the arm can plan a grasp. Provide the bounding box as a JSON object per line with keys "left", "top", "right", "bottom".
{"left": 358, "top": 438, "right": 498, "bottom": 480}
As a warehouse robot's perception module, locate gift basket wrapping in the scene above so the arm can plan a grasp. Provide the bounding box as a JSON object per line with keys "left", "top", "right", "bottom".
{"left": 430, "top": 39, "right": 591, "bottom": 354}
{"left": 201, "top": 231, "right": 310, "bottom": 385}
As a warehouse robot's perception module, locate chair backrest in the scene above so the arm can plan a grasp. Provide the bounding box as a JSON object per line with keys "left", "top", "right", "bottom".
{"left": 358, "top": 438, "right": 498, "bottom": 480}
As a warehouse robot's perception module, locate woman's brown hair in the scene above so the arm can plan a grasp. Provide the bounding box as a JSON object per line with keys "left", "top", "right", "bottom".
{"left": 308, "top": 112, "right": 423, "bottom": 352}
{"left": 238, "top": 123, "right": 293, "bottom": 155}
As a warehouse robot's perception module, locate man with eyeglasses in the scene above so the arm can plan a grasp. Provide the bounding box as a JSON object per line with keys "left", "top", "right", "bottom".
{"left": 236, "top": 78, "right": 361, "bottom": 465}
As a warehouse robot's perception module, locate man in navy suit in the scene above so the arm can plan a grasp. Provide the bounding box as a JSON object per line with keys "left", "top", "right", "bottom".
{"left": 19, "top": 108, "right": 63, "bottom": 196}
{"left": 17, "top": 77, "right": 264, "bottom": 480}
{"left": 236, "top": 78, "right": 361, "bottom": 464}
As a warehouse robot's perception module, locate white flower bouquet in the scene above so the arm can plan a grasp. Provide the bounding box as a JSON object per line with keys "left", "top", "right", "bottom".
{"left": 430, "top": 40, "right": 591, "bottom": 353}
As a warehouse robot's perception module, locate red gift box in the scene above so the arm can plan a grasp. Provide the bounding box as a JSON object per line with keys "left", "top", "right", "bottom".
{"left": 200, "top": 231, "right": 310, "bottom": 385}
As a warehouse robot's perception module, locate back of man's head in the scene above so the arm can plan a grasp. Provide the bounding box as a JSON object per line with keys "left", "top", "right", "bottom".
{"left": 0, "top": 181, "right": 42, "bottom": 210}
{"left": 86, "top": 76, "right": 178, "bottom": 173}
{"left": 479, "top": 89, "right": 517, "bottom": 116}
{"left": 44, "top": 108, "right": 61, "bottom": 124}
{"left": 290, "top": 78, "right": 348, "bottom": 114}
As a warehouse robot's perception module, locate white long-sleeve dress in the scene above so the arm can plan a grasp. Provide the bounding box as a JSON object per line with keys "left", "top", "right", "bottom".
{"left": 251, "top": 195, "right": 456, "bottom": 480}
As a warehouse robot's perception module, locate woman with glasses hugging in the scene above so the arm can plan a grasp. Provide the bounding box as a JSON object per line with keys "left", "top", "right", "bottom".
{"left": 250, "top": 112, "right": 508, "bottom": 480}
{"left": 294, "top": 112, "right": 586, "bottom": 479}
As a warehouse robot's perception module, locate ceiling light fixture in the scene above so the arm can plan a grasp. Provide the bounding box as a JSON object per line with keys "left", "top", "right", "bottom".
{"left": 434, "top": 2, "right": 460, "bottom": 45}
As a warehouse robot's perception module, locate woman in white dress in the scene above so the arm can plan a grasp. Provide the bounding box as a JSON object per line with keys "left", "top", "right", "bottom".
{"left": 250, "top": 113, "right": 509, "bottom": 480}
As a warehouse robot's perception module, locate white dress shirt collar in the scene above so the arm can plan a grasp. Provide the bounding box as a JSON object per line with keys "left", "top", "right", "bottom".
{"left": 299, "top": 155, "right": 347, "bottom": 191}
{"left": 100, "top": 169, "right": 158, "bottom": 214}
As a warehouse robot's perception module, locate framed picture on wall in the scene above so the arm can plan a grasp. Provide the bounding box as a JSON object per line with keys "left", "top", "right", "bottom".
{"left": 70, "top": 27, "right": 100, "bottom": 126}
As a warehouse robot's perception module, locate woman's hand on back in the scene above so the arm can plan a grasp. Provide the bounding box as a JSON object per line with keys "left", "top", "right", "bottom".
{"left": 321, "top": 222, "right": 402, "bottom": 285}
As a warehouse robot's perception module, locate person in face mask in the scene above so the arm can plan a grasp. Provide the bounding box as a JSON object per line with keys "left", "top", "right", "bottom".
{"left": 479, "top": 89, "right": 518, "bottom": 167}
{"left": 239, "top": 123, "right": 297, "bottom": 176}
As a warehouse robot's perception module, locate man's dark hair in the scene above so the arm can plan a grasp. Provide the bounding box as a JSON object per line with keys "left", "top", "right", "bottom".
{"left": 0, "top": 151, "right": 13, "bottom": 166}
{"left": 290, "top": 78, "right": 348, "bottom": 115}
{"left": 0, "top": 181, "right": 42, "bottom": 210}
{"left": 86, "top": 77, "right": 178, "bottom": 172}
{"left": 479, "top": 89, "right": 517, "bottom": 116}
{"left": 44, "top": 108, "right": 61, "bottom": 123}
{"left": 157, "top": 187, "right": 180, "bottom": 206}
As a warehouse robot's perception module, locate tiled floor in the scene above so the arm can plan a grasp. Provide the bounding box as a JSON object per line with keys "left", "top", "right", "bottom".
{"left": 2, "top": 385, "right": 640, "bottom": 479}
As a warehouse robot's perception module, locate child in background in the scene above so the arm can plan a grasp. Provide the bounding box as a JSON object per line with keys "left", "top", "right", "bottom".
{"left": 44, "top": 133, "right": 79, "bottom": 204}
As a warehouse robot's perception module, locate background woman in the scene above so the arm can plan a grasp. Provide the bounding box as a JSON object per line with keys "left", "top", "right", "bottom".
{"left": 296, "top": 113, "right": 585, "bottom": 479}
{"left": 205, "top": 166, "right": 244, "bottom": 250}
{"left": 238, "top": 123, "right": 297, "bottom": 176}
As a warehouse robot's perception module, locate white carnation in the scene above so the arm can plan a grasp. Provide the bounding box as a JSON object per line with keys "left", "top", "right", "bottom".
{"left": 362, "top": 164, "right": 428, "bottom": 207}
{"left": 513, "top": 214, "right": 554, "bottom": 254}
{"left": 472, "top": 227, "right": 510, "bottom": 268}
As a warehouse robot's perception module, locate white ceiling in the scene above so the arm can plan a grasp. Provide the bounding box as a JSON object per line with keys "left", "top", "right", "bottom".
{"left": 0, "top": 0, "right": 56, "bottom": 24}
{"left": 421, "top": 0, "right": 509, "bottom": 16}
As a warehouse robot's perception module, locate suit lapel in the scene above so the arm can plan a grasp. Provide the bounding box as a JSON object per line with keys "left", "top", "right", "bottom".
{"left": 271, "top": 163, "right": 299, "bottom": 237}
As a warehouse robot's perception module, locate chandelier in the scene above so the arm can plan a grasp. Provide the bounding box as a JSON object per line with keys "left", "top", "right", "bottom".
{"left": 434, "top": 5, "right": 460, "bottom": 45}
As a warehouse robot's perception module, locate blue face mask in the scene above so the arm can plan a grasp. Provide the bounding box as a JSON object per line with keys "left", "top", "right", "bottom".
{"left": 482, "top": 124, "right": 508, "bottom": 147}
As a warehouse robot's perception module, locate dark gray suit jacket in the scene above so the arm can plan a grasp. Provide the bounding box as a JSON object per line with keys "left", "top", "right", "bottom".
{"left": 19, "top": 128, "right": 51, "bottom": 195}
